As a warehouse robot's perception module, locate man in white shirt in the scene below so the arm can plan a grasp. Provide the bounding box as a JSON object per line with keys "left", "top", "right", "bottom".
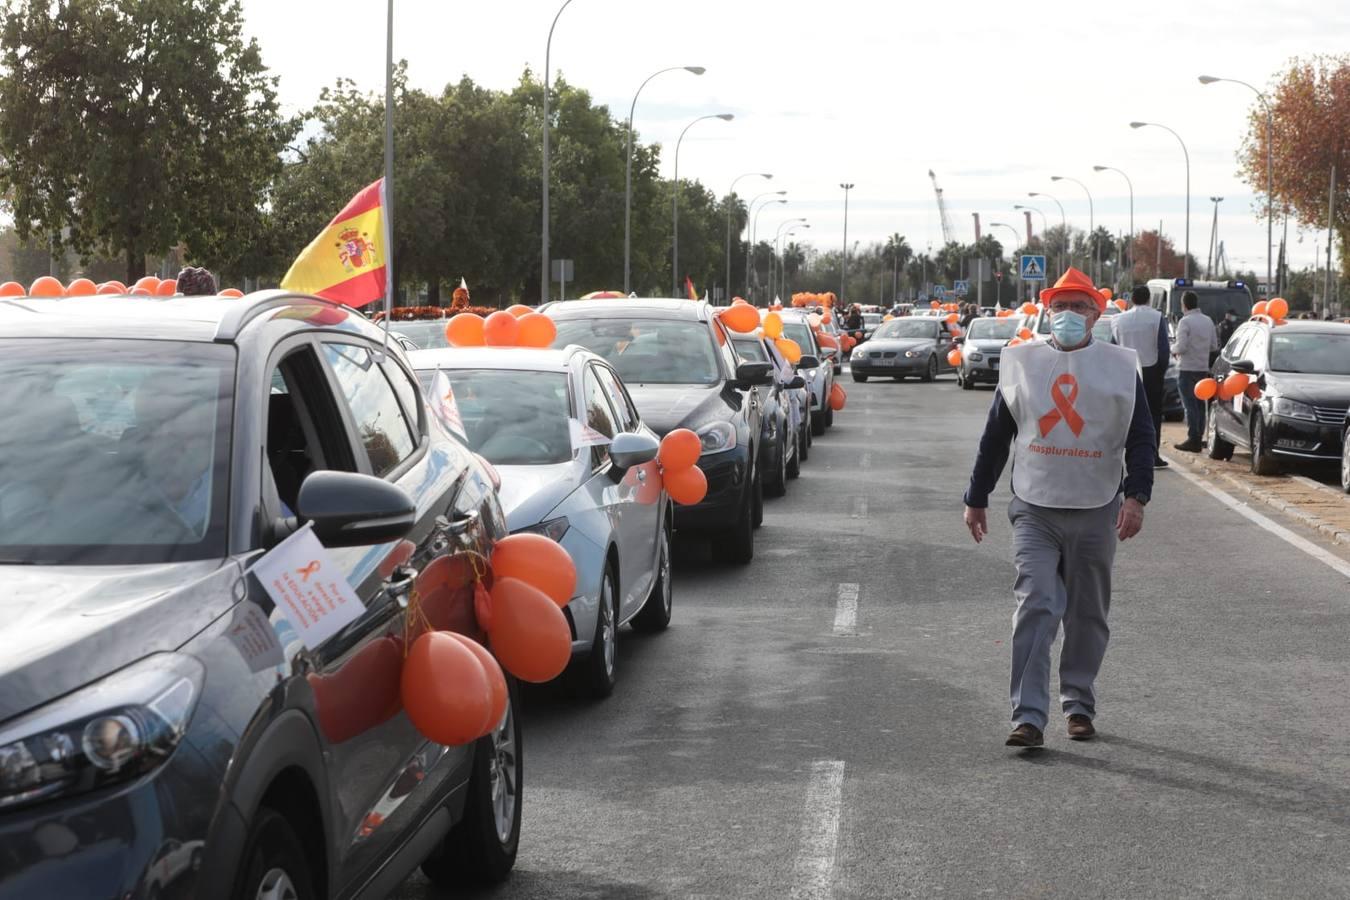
{"left": 1111, "top": 285, "right": 1171, "bottom": 469}
{"left": 1170, "top": 291, "right": 1219, "bottom": 452}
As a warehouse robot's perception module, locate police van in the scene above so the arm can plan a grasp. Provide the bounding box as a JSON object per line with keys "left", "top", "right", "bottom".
{"left": 1147, "top": 278, "right": 1254, "bottom": 325}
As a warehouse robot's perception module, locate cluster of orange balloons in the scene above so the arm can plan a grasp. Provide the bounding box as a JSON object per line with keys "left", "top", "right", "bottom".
{"left": 656, "top": 428, "right": 708, "bottom": 505}
{"left": 790, "top": 291, "right": 836, "bottom": 309}
{"left": 0, "top": 275, "right": 243, "bottom": 298}
{"left": 1193, "top": 372, "right": 1260, "bottom": 403}
{"left": 444, "top": 305, "right": 557, "bottom": 348}
{"left": 402, "top": 630, "right": 508, "bottom": 746}
{"left": 1252, "top": 297, "right": 1289, "bottom": 321}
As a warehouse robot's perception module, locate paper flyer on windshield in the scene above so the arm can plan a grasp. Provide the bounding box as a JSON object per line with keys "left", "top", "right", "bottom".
{"left": 430, "top": 367, "right": 467, "bottom": 439}
{"left": 570, "top": 418, "right": 613, "bottom": 450}
{"left": 251, "top": 525, "right": 365, "bottom": 649}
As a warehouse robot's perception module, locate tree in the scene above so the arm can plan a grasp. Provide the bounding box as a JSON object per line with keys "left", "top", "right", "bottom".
{"left": 0, "top": 0, "right": 295, "bottom": 282}
{"left": 1130, "top": 230, "right": 1192, "bottom": 281}
{"left": 1239, "top": 55, "right": 1350, "bottom": 278}
{"left": 884, "top": 233, "right": 912, "bottom": 302}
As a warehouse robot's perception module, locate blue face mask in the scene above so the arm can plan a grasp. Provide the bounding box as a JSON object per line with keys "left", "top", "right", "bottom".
{"left": 1051, "top": 310, "right": 1089, "bottom": 347}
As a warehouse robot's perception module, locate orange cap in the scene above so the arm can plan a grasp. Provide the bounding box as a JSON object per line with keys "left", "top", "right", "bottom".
{"left": 1039, "top": 267, "right": 1104, "bottom": 311}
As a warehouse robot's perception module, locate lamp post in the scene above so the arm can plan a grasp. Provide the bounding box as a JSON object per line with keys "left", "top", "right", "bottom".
{"left": 989, "top": 222, "right": 1023, "bottom": 302}
{"left": 726, "top": 172, "right": 772, "bottom": 302}
{"left": 541, "top": 0, "right": 576, "bottom": 303}
{"left": 624, "top": 65, "right": 705, "bottom": 295}
{"left": 672, "top": 113, "right": 734, "bottom": 297}
{"left": 747, "top": 193, "right": 787, "bottom": 303}
{"left": 1130, "top": 121, "right": 1191, "bottom": 280}
{"left": 1028, "top": 191, "right": 1067, "bottom": 275}
{"left": 1014, "top": 203, "right": 1048, "bottom": 235}
{"left": 1207, "top": 196, "right": 1224, "bottom": 278}
{"left": 770, "top": 218, "right": 807, "bottom": 301}
{"left": 1051, "top": 175, "right": 1096, "bottom": 282}
{"left": 1200, "top": 75, "right": 1275, "bottom": 298}
{"left": 778, "top": 224, "right": 809, "bottom": 299}
{"left": 1093, "top": 165, "right": 1134, "bottom": 282}
{"left": 840, "top": 183, "right": 855, "bottom": 302}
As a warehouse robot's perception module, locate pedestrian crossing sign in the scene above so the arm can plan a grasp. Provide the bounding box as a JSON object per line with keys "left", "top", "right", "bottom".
{"left": 953, "top": 280, "right": 969, "bottom": 296}
{"left": 1019, "top": 255, "right": 1047, "bottom": 281}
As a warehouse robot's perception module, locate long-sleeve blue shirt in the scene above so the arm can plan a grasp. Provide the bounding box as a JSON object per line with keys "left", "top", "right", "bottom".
{"left": 963, "top": 371, "right": 1157, "bottom": 509}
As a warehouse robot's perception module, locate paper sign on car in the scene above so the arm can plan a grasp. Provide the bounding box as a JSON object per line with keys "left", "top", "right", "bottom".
{"left": 224, "top": 601, "right": 286, "bottom": 672}
{"left": 430, "top": 367, "right": 467, "bottom": 439}
{"left": 570, "top": 418, "right": 612, "bottom": 449}
{"left": 251, "top": 525, "right": 365, "bottom": 649}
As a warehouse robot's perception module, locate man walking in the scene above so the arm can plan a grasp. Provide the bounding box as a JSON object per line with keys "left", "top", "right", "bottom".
{"left": 961, "top": 267, "right": 1156, "bottom": 748}
{"left": 1111, "top": 285, "right": 1171, "bottom": 468}
{"left": 1171, "top": 291, "right": 1218, "bottom": 452}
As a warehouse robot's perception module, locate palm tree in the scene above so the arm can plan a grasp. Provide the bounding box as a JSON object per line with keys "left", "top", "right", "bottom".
{"left": 884, "top": 233, "right": 913, "bottom": 302}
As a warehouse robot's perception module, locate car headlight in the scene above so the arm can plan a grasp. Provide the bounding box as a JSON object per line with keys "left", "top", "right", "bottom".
{"left": 0, "top": 654, "right": 203, "bottom": 811}
{"left": 1273, "top": 397, "right": 1316, "bottom": 421}
{"left": 851, "top": 349, "right": 865, "bottom": 359}
{"left": 967, "top": 351, "right": 983, "bottom": 362}
{"left": 695, "top": 420, "right": 737, "bottom": 454}
{"left": 516, "top": 516, "right": 569, "bottom": 542}
{"left": 904, "top": 350, "right": 917, "bottom": 358}
{"left": 805, "top": 369, "right": 818, "bottom": 378}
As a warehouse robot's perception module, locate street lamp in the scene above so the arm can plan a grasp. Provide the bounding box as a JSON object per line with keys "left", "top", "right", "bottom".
{"left": 1200, "top": 75, "right": 1274, "bottom": 297}
{"left": 1093, "top": 165, "right": 1134, "bottom": 282}
{"left": 1130, "top": 121, "right": 1191, "bottom": 280}
{"left": 778, "top": 224, "right": 809, "bottom": 299}
{"left": 1207, "top": 196, "right": 1224, "bottom": 278}
{"left": 541, "top": 0, "right": 576, "bottom": 303}
{"left": 727, "top": 172, "right": 772, "bottom": 302}
{"left": 771, "top": 218, "right": 807, "bottom": 300}
{"left": 1051, "top": 175, "right": 1096, "bottom": 282}
{"left": 990, "top": 222, "right": 1023, "bottom": 303}
{"left": 840, "top": 183, "right": 855, "bottom": 302}
{"left": 1028, "top": 191, "right": 1067, "bottom": 275}
{"left": 1014, "top": 203, "right": 1048, "bottom": 235}
{"left": 624, "top": 65, "right": 705, "bottom": 294}
{"left": 747, "top": 192, "right": 787, "bottom": 303}
{"left": 672, "top": 113, "right": 735, "bottom": 297}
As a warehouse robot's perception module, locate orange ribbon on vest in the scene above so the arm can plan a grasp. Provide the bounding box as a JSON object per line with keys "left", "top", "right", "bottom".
{"left": 1038, "top": 373, "right": 1085, "bottom": 438}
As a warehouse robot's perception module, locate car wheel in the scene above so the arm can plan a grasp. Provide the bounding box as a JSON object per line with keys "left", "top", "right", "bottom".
{"left": 786, "top": 430, "right": 801, "bottom": 480}
{"left": 581, "top": 567, "right": 618, "bottom": 697}
{"left": 421, "top": 677, "right": 522, "bottom": 887}
{"left": 713, "top": 483, "right": 755, "bottom": 565}
{"left": 811, "top": 404, "right": 826, "bottom": 436}
{"left": 922, "top": 355, "right": 938, "bottom": 382}
{"left": 232, "top": 808, "right": 316, "bottom": 900}
{"left": 1341, "top": 426, "right": 1350, "bottom": 495}
{"left": 824, "top": 403, "right": 834, "bottom": 428}
{"left": 751, "top": 463, "right": 764, "bottom": 527}
{"left": 1206, "top": 403, "right": 1235, "bottom": 461}
{"left": 1250, "top": 412, "right": 1280, "bottom": 476}
{"left": 765, "top": 433, "right": 788, "bottom": 498}
{"left": 961, "top": 368, "right": 975, "bottom": 390}
{"left": 852, "top": 373, "right": 868, "bottom": 383}
{"left": 632, "top": 522, "right": 673, "bottom": 632}
{"left": 798, "top": 419, "right": 810, "bottom": 461}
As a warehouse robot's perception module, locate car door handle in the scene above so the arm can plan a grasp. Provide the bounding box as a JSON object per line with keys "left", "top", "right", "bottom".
{"left": 386, "top": 565, "right": 417, "bottom": 609}
{"left": 436, "top": 510, "right": 479, "bottom": 534}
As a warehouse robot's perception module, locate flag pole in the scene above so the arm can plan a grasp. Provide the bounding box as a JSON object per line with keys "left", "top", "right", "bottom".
{"left": 380, "top": 0, "right": 395, "bottom": 356}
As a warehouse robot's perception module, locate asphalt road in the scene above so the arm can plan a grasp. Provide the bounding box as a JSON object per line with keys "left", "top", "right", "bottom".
{"left": 396, "top": 368, "right": 1350, "bottom": 899}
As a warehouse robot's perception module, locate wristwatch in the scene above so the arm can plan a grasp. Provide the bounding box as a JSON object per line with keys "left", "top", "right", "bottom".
{"left": 1126, "top": 492, "right": 1150, "bottom": 506}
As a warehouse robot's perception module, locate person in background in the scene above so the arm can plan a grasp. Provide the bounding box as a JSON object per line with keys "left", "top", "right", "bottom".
{"left": 1218, "top": 309, "right": 1238, "bottom": 346}
{"left": 844, "top": 304, "right": 863, "bottom": 332}
{"left": 1111, "top": 285, "right": 1171, "bottom": 469}
{"left": 1170, "top": 290, "right": 1218, "bottom": 453}
{"left": 177, "top": 266, "right": 218, "bottom": 296}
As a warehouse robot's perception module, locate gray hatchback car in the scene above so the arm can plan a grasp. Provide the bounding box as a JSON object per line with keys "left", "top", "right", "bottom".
{"left": 0, "top": 292, "right": 520, "bottom": 900}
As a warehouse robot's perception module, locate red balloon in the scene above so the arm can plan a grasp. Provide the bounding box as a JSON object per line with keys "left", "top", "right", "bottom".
{"left": 28, "top": 276, "right": 63, "bottom": 297}
{"left": 516, "top": 313, "right": 557, "bottom": 347}
{"left": 483, "top": 310, "right": 520, "bottom": 346}
{"left": 65, "top": 278, "right": 97, "bottom": 296}
{"left": 308, "top": 635, "right": 404, "bottom": 744}
{"left": 446, "top": 632, "right": 508, "bottom": 735}
{"left": 491, "top": 532, "right": 577, "bottom": 607}
{"left": 0, "top": 281, "right": 24, "bottom": 297}
{"left": 658, "top": 428, "right": 701, "bottom": 472}
{"left": 155, "top": 278, "right": 178, "bottom": 296}
{"left": 487, "top": 578, "right": 572, "bottom": 683}
{"left": 446, "top": 313, "right": 485, "bottom": 346}
{"left": 829, "top": 383, "right": 847, "bottom": 411}
{"left": 664, "top": 464, "right": 708, "bottom": 505}
{"left": 505, "top": 303, "right": 533, "bottom": 318}
{"left": 401, "top": 631, "right": 494, "bottom": 745}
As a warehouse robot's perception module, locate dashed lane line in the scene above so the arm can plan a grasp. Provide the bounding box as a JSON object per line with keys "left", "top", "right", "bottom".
{"left": 860, "top": 452, "right": 871, "bottom": 469}
{"left": 850, "top": 497, "right": 868, "bottom": 519}
{"left": 833, "top": 583, "right": 859, "bottom": 635}
{"left": 789, "top": 760, "right": 847, "bottom": 900}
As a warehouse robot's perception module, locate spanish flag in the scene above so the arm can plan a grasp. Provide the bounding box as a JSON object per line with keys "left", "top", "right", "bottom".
{"left": 281, "top": 179, "right": 388, "bottom": 307}
{"left": 684, "top": 276, "right": 697, "bottom": 301}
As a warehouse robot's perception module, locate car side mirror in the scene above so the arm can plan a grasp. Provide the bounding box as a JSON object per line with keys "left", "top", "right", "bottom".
{"left": 787, "top": 375, "right": 807, "bottom": 389}
{"left": 1230, "top": 359, "right": 1257, "bottom": 375}
{"left": 609, "top": 431, "right": 659, "bottom": 471}
{"left": 796, "top": 354, "right": 821, "bottom": 370}
{"left": 953, "top": 336, "right": 965, "bottom": 345}
{"left": 296, "top": 470, "right": 416, "bottom": 548}
{"left": 733, "top": 360, "right": 775, "bottom": 389}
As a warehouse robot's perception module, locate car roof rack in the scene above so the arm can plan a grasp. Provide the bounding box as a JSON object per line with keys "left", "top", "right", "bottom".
{"left": 212, "top": 289, "right": 359, "bottom": 342}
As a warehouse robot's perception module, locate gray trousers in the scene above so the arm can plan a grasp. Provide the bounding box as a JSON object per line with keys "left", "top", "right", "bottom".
{"left": 1007, "top": 495, "right": 1120, "bottom": 730}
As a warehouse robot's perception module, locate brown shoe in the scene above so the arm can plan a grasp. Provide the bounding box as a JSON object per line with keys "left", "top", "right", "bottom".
{"left": 1067, "top": 714, "right": 1096, "bottom": 740}
{"left": 1005, "top": 723, "right": 1044, "bottom": 748}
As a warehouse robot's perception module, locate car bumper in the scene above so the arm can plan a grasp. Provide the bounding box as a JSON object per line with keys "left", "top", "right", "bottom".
{"left": 961, "top": 356, "right": 1001, "bottom": 380}
{"left": 673, "top": 446, "right": 750, "bottom": 531}
{"left": 1268, "top": 416, "right": 1345, "bottom": 460}
{"left": 1162, "top": 376, "right": 1184, "bottom": 415}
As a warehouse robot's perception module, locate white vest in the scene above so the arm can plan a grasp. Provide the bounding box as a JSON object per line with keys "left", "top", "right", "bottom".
{"left": 999, "top": 340, "right": 1138, "bottom": 509}
{"left": 1110, "top": 305, "right": 1163, "bottom": 368}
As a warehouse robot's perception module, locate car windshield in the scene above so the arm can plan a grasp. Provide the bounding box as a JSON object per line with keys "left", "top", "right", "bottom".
{"left": 416, "top": 368, "right": 573, "bottom": 465}
{"left": 876, "top": 320, "right": 938, "bottom": 339}
{"left": 552, "top": 317, "right": 720, "bottom": 385}
{"left": 732, "top": 338, "right": 768, "bottom": 363}
{"left": 781, "top": 322, "right": 815, "bottom": 349}
{"left": 1268, "top": 332, "right": 1350, "bottom": 375}
{"left": 966, "top": 319, "right": 1018, "bottom": 340}
{"left": 0, "top": 340, "right": 233, "bottom": 565}
{"left": 390, "top": 320, "right": 452, "bottom": 350}
{"left": 862, "top": 314, "right": 882, "bottom": 325}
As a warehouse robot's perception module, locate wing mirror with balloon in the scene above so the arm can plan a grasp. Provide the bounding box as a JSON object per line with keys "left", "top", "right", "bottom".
{"left": 796, "top": 354, "right": 821, "bottom": 370}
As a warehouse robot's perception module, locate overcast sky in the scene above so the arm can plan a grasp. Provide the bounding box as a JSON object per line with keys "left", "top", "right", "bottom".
{"left": 241, "top": 0, "right": 1347, "bottom": 280}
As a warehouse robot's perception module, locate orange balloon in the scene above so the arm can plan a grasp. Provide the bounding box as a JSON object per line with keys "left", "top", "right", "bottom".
{"left": 1218, "top": 372, "right": 1250, "bottom": 400}
{"left": 220, "top": 287, "right": 244, "bottom": 298}
{"left": 28, "top": 276, "right": 63, "bottom": 297}
{"left": 1193, "top": 378, "right": 1218, "bottom": 401}
{"left": 822, "top": 310, "right": 832, "bottom": 324}
{"left": 1018, "top": 328, "right": 1033, "bottom": 341}
{"left": 930, "top": 300, "right": 940, "bottom": 309}
{"left": 134, "top": 276, "right": 160, "bottom": 293}
{"left": 130, "top": 287, "right": 152, "bottom": 296}
{"left": 155, "top": 278, "right": 178, "bottom": 296}
{"left": 1007, "top": 337, "right": 1023, "bottom": 347}
{"left": 763, "top": 311, "right": 783, "bottom": 339}
{"left": 96, "top": 283, "right": 121, "bottom": 295}
{"left": 1266, "top": 298, "right": 1288, "bottom": 320}
{"left": 1114, "top": 299, "right": 1128, "bottom": 311}
{"left": 664, "top": 464, "right": 708, "bottom": 505}
{"left": 0, "top": 281, "right": 25, "bottom": 297}
{"left": 516, "top": 312, "right": 557, "bottom": 347}
{"left": 65, "top": 278, "right": 97, "bottom": 296}
{"left": 1099, "top": 287, "right": 1113, "bottom": 300}
{"left": 487, "top": 578, "right": 572, "bottom": 683}
{"left": 483, "top": 310, "right": 520, "bottom": 346}
{"left": 945, "top": 313, "right": 959, "bottom": 324}
{"left": 817, "top": 333, "right": 839, "bottom": 351}
{"left": 1245, "top": 383, "right": 1262, "bottom": 400}
{"left": 732, "top": 297, "right": 749, "bottom": 306}
{"left": 401, "top": 631, "right": 494, "bottom": 745}
{"left": 947, "top": 349, "right": 963, "bottom": 367}
{"left": 506, "top": 303, "right": 533, "bottom": 318}
{"left": 659, "top": 428, "right": 701, "bottom": 472}
{"left": 882, "top": 314, "right": 894, "bottom": 322}
{"left": 490, "top": 532, "right": 577, "bottom": 607}
{"left": 1020, "top": 303, "right": 1037, "bottom": 316}
{"left": 829, "top": 383, "right": 847, "bottom": 411}
{"left": 719, "top": 304, "right": 760, "bottom": 333}
{"left": 445, "top": 313, "right": 485, "bottom": 346}
{"left": 775, "top": 337, "right": 802, "bottom": 364}
{"left": 446, "top": 632, "right": 508, "bottom": 734}
{"left": 1251, "top": 300, "right": 1267, "bottom": 316}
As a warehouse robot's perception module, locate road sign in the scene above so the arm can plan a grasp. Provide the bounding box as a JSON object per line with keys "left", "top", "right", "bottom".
{"left": 932, "top": 285, "right": 946, "bottom": 299}
{"left": 953, "top": 279, "right": 969, "bottom": 297}
{"left": 1019, "top": 255, "right": 1046, "bottom": 281}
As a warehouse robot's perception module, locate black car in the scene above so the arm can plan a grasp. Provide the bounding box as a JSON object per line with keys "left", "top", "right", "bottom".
{"left": 731, "top": 333, "right": 806, "bottom": 497}
{"left": 1206, "top": 318, "right": 1350, "bottom": 476}
{"left": 0, "top": 292, "right": 520, "bottom": 899}
{"left": 545, "top": 299, "right": 773, "bottom": 564}
{"left": 849, "top": 317, "right": 959, "bottom": 382}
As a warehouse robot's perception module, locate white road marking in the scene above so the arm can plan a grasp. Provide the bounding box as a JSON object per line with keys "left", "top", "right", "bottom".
{"left": 850, "top": 497, "right": 868, "bottom": 519}
{"left": 833, "top": 583, "right": 859, "bottom": 634}
{"left": 860, "top": 452, "right": 871, "bottom": 469}
{"left": 789, "top": 760, "right": 846, "bottom": 900}
{"left": 1165, "top": 456, "right": 1350, "bottom": 580}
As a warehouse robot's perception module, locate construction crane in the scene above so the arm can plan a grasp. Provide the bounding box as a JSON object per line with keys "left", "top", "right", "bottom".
{"left": 928, "top": 169, "right": 955, "bottom": 245}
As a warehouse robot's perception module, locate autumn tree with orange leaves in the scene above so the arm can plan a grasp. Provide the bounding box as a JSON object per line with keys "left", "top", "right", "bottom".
{"left": 1239, "top": 55, "right": 1350, "bottom": 277}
